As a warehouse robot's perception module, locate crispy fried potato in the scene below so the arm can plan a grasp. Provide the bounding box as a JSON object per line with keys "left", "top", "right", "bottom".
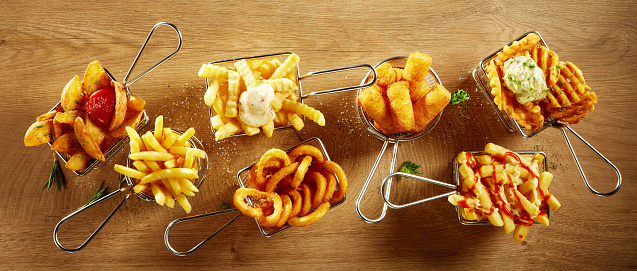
{"left": 66, "top": 151, "right": 92, "bottom": 171}
{"left": 61, "top": 75, "right": 86, "bottom": 112}
{"left": 52, "top": 113, "right": 72, "bottom": 141}
{"left": 83, "top": 60, "right": 111, "bottom": 97}
{"left": 85, "top": 116, "right": 106, "bottom": 146}
{"left": 54, "top": 110, "right": 86, "bottom": 125}
{"left": 74, "top": 117, "right": 105, "bottom": 161}
{"left": 412, "top": 84, "right": 450, "bottom": 132}
{"left": 37, "top": 111, "right": 57, "bottom": 122}
{"left": 408, "top": 79, "right": 430, "bottom": 102}
{"left": 357, "top": 84, "right": 394, "bottom": 132}
{"left": 24, "top": 120, "right": 53, "bottom": 146}
{"left": 127, "top": 96, "right": 146, "bottom": 112}
{"left": 106, "top": 81, "right": 127, "bottom": 132}
{"left": 376, "top": 62, "right": 402, "bottom": 87}
{"left": 108, "top": 110, "right": 144, "bottom": 139}
{"left": 403, "top": 52, "right": 432, "bottom": 83}
{"left": 50, "top": 132, "right": 80, "bottom": 155}
{"left": 386, "top": 81, "right": 414, "bottom": 131}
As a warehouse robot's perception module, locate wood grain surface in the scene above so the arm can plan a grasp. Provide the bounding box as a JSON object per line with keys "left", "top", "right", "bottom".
{"left": 1, "top": 0, "right": 636, "bottom": 269}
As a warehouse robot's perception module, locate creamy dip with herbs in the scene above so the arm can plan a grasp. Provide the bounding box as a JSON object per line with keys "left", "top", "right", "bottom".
{"left": 502, "top": 56, "right": 549, "bottom": 104}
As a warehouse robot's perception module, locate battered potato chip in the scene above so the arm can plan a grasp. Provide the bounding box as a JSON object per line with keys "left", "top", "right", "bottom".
{"left": 386, "top": 81, "right": 415, "bottom": 132}
{"left": 403, "top": 52, "right": 432, "bottom": 82}
{"left": 412, "top": 84, "right": 450, "bottom": 132}
{"left": 357, "top": 84, "right": 394, "bottom": 132}
{"left": 375, "top": 62, "right": 402, "bottom": 87}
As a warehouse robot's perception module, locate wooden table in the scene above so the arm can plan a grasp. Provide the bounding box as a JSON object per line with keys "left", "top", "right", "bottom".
{"left": 1, "top": 0, "right": 635, "bottom": 269}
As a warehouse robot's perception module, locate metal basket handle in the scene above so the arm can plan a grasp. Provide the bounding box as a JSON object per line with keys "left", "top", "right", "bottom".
{"left": 300, "top": 64, "right": 377, "bottom": 98}
{"left": 122, "top": 22, "right": 183, "bottom": 87}
{"left": 558, "top": 124, "right": 622, "bottom": 196}
{"left": 380, "top": 172, "right": 457, "bottom": 209}
{"left": 164, "top": 209, "right": 242, "bottom": 256}
{"left": 53, "top": 188, "right": 131, "bottom": 252}
{"left": 355, "top": 140, "right": 398, "bottom": 223}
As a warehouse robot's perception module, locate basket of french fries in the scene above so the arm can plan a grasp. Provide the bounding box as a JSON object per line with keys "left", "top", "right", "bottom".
{"left": 379, "top": 143, "right": 561, "bottom": 243}
{"left": 54, "top": 116, "right": 208, "bottom": 253}
{"left": 355, "top": 52, "right": 452, "bottom": 223}
{"left": 198, "top": 52, "right": 377, "bottom": 141}
{"left": 164, "top": 137, "right": 348, "bottom": 256}
{"left": 472, "top": 31, "right": 621, "bottom": 196}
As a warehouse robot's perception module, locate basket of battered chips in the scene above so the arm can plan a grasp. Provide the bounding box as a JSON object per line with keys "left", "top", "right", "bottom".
{"left": 473, "top": 31, "right": 621, "bottom": 196}
{"left": 355, "top": 52, "right": 451, "bottom": 224}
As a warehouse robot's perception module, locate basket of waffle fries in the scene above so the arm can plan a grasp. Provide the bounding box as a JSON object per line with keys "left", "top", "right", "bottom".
{"left": 164, "top": 138, "right": 347, "bottom": 256}
{"left": 473, "top": 31, "right": 621, "bottom": 196}
{"left": 198, "top": 52, "right": 376, "bottom": 141}
{"left": 379, "top": 143, "right": 560, "bottom": 243}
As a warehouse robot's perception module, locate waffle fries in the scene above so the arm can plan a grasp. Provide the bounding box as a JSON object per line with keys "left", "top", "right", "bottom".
{"left": 485, "top": 33, "right": 598, "bottom": 130}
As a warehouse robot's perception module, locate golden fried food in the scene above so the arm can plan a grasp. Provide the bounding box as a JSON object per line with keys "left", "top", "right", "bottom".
{"left": 412, "top": 84, "right": 451, "bottom": 132}
{"left": 357, "top": 84, "right": 395, "bottom": 131}
{"left": 114, "top": 116, "right": 204, "bottom": 213}
{"left": 24, "top": 61, "right": 146, "bottom": 171}
{"left": 403, "top": 52, "right": 432, "bottom": 82}
{"left": 198, "top": 53, "right": 326, "bottom": 141}
{"left": 375, "top": 62, "right": 402, "bottom": 87}
{"left": 387, "top": 81, "right": 415, "bottom": 132}
{"left": 232, "top": 143, "right": 347, "bottom": 229}
{"left": 358, "top": 52, "right": 448, "bottom": 135}
{"left": 485, "top": 33, "right": 597, "bottom": 130}
{"left": 449, "top": 143, "right": 561, "bottom": 243}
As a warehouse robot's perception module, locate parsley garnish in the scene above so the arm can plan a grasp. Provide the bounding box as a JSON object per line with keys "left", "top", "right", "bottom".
{"left": 400, "top": 160, "right": 422, "bottom": 175}
{"left": 83, "top": 181, "right": 109, "bottom": 207}
{"left": 220, "top": 202, "right": 230, "bottom": 210}
{"left": 44, "top": 155, "right": 66, "bottom": 191}
{"left": 451, "top": 89, "right": 470, "bottom": 106}
{"left": 522, "top": 59, "right": 536, "bottom": 69}
{"left": 36, "top": 125, "right": 43, "bottom": 128}
{"left": 95, "top": 81, "right": 101, "bottom": 84}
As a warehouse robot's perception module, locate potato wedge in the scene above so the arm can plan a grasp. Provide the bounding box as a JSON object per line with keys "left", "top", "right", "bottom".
{"left": 36, "top": 111, "right": 57, "bottom": 122}
{"left": 24, "top": 120, "right": 53, "bottom": 146}
{"left": 127, "top": 96, "right": 146, "bottom": 112}
{"left": 108, "top": 110, "right": 144, "bottom": 139}
{"left": 54, "top": 110, "right": 85, "bottom": 125}
{"left": 85, "top": 116, "right": 106, "bottom": 145}
{"left": 50, "top": 132, "right": 80, "bottom": 155}
{"left": 107, "top": 81, "right": 127, "bottom": 132}
{"left": 83, "top": 60, "right": 111, "bottom": 97}
{"left": 52, "top": 113, "right": 72, "bottom": 141}
{"left": 66, "top": 151, "right": 92, "bottom": 171}
{"left": 61, "top": 75, "right": 86, "bottom": 112}
{"left": 74, "top": 117, "right": 105, "bottom": 161}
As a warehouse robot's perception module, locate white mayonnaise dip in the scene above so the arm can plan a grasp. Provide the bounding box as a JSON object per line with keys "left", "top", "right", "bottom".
{"left": 238, "top": 83, "right": 275, "bottom": 127}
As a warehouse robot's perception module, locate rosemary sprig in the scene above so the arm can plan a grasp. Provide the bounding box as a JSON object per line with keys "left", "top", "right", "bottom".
{"left": 83, "top": 181, "right": 109, "bottom": 207}
{"left": 44, "top": 155, "right": 66, "bottom": 191}
{"left": 118, "top": 173, "right": 125, "bottom": 189}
